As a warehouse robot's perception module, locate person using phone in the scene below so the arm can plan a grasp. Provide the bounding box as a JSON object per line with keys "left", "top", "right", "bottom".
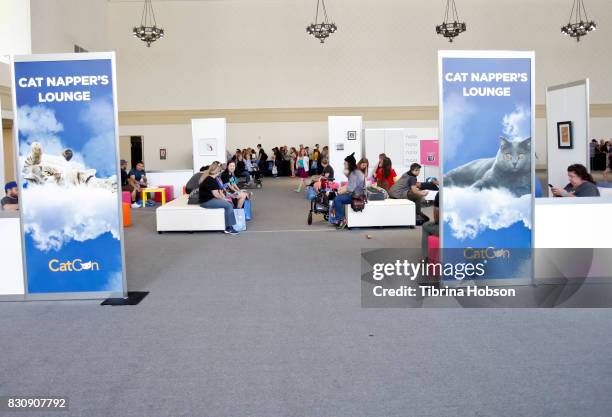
{"left": 550, "top": 164, "right": 600, "bottom": 197}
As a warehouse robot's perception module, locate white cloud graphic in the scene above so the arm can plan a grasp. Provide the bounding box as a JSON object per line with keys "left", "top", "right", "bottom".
{"left": 443, "top": 186, "right": 532, "bottom": 240}
{"left": 503, "top": 105, "right": 531, "bottom": 139}
{"left": 100, "top": 271, "right": 124, "bottom": 292}
{"left": 22, "top": 183, "right": 120, "bottom": 252}
{"left": 80, "top": 99, "right": 117, "bottom": 177}
{"left": 443, "top": 93, "right": 477, "bottom": 160}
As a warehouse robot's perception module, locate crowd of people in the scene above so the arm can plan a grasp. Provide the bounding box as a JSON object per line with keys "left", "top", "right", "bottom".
{"left": 590, "top": 139, "right": 612, "bottom": 181}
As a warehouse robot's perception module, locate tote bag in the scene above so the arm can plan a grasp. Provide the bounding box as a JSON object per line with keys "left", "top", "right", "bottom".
{"left": 233, "top": 209, "right": 247, "bottom": 231}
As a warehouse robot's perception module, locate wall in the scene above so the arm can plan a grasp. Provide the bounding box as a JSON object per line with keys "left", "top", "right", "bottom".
{"left": 0, "top": 0, "right": 31, "bottom": 61}
{"left": 107, "top": 0, "right": 612, "bottom": 111}
{"left": 30, "top": 0, "right": 109, "bottom": 53}
{"left": 3, "top": 127, "right": 15, "bottom": 182}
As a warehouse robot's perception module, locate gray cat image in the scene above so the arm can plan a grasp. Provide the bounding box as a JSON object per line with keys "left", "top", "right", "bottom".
{"left": 444, "top": 137, "right": 531, "bottom": 197}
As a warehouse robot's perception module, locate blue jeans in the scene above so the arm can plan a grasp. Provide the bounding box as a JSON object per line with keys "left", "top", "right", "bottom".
{"left": 201, "top": 199, "right": 236, "bottom": 228}
{"left": 333, "top": 193, "right": 353, "bottom": 222}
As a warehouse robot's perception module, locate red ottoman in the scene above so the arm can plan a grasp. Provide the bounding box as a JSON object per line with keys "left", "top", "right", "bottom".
{"left": 428, "top": 235, "right": 440, "bottom": 265}
{"left": 122, "top": 191, "right": 131, "bottom": 204}
{"left": 154, "top": 185, "right": 174, "bottom": 203}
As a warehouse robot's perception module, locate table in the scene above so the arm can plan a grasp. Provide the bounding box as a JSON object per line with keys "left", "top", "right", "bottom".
{"left": 141, "top": 188, "right": 167, "bottom": 207}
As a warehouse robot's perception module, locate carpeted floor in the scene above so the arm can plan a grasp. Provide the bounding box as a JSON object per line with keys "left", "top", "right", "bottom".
{"left": 1, "top": 178, "right": 611, "bottom": 417}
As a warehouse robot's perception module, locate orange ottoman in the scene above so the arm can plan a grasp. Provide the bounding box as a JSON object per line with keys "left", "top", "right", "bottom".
{"left": 122, "top": 202, "right": 131, "bottom": 227}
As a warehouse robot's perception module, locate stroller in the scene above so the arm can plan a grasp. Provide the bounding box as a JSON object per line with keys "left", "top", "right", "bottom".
{"left": 307, "top": 177, "right": 337, "bottom": 225}
{"left": 237, "top": 170, "right": 263, "bottom": 189}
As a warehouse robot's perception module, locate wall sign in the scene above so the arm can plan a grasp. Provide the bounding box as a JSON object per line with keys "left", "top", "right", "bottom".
{"left": 12, "top": 52, "right": 126, "bottom": 298}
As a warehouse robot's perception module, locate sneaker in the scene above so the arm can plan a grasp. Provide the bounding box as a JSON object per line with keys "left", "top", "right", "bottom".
{"left": 224, "top": 227, "right": 239, "bottom": 235}
{"left": 336, "top": 221, "right": 347, "bottom": 230}
{"left": 131, "top": 202, "right": 141, "bottom": 208}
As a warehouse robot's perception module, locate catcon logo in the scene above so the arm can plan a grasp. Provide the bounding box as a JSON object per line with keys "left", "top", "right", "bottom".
{"left": 48, "top": 259, "right": 100, "bottom": 272}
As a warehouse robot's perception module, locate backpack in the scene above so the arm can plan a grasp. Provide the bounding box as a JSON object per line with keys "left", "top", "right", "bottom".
{"left": 366, "top": 185, "right": 387, "bottom": 201}
{"left": 188, "top": 189, "right": 200, "bottom": 205}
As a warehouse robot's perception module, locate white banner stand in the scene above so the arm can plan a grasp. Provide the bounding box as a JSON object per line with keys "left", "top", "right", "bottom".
{"left": 328, "top": 116, "right": 362, "bottom": 181}
{"left": 192, "top": 118, "right": 227, "bottom": 172}
{"left": 546, "top": 79, "right": 590, "bottom": 190}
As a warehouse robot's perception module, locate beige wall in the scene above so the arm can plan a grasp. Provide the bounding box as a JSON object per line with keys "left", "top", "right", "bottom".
{"left": 108, "top": 0, "right": 612, "bottom": 111}
{"left": 0, "top": 0, "right": 31, "bottom": 61}
{"left": 30, "top": 0, "right": 109, "bottom": 53}
{"left": 3, "top": 127, "right": 15, "bottom": 182}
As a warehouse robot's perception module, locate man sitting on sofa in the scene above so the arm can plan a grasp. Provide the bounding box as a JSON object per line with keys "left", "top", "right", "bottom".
{"left": 389, "top": 163, "right": 429, "bottom": 223}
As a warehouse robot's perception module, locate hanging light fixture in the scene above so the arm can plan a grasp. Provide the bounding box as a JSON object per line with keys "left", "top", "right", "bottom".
{"left": 133, "top": 0, "right": 165, "bottom": 47}
{"left": 306, "top": 0, "right": 338, "bottom": 44}
{"left": 435, "top": 0, "right": 467, "bottom": 42}
{"left": 561, "top": 0, "right": 597, "bottom": 42}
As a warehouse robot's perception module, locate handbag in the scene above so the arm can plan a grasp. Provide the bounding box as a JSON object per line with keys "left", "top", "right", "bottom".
{"left": 244, "top": 199, "right": 252, "bottom": 221}
{"left": 350, "top": 192, "right": 366, "bottom": 212}
{"left": 233, "top": 209, "right": 247, "bottom": 231}
{"left": 366, "top": 185, "right": 387, "bottom": 201}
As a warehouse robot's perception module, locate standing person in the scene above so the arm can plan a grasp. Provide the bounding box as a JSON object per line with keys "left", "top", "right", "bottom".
{"left": 332, "top": 153, "right": 365, "bottom": 230}
{"left": 295, "top": 148, "right": 310, "bottom": 192}
{"left": 312, "top": 144, "right": 321, "bottom": 174}
{"left": 589, "top": 139, "right": 598, "bottom": 171}
{"left": 375, "top": 157, "right": 397, "bottom": 190}
{"left": 128, "top": 162, "right": 148, "bottom": 208}
{"left": 389, "top": 163, "right": 429, "bottom": 223}
{"left": 199, "top": 162, "right": 240, "bottom": 235}
{"left": 604, "top": 142, "right": 612, "bottom": 182}
{"left": 289, "top": 147, "right": 297, "bottom": 177}
{"left": 1, "top": 181, "right": 19, "bottom": 211}
{"left": 257, "top": 144, "right": 268, "bottom": 173}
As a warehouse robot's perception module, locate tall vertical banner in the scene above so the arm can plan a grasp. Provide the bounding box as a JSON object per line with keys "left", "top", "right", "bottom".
{"left": 12, "top": 53, "right": 126, "bottom": 298}
{"left": 439, "top": 51, "right": 535, "bottom": 282}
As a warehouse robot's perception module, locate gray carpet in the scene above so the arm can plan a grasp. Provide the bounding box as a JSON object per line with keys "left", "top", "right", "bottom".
{"left": 1, "top": 178, "right": 611, "bottom": 417}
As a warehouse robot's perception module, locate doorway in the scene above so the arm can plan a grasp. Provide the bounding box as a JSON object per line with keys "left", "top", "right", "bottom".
{"left": 130, "top": 136, "right": 144, "bottom": 169}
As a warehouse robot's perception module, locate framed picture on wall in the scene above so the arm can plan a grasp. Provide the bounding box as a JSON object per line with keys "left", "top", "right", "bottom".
{"left": 557, "top": 121, "right": 573, "bottom": 149}
{"left": 347, "top": 131, "right": 357, "bottom": 141}
{"left": 159, "top": 148, "right": 167, "bottom": 160}
{"left": 336, "top": 143, "right": 345, "bottom": 151}
{"left": 199, "top": 138, "right": 218, "bottom": 156}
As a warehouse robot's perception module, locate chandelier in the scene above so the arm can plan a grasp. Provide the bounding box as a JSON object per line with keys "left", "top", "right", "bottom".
{"left": 561, "top": 0, "right": 597, "bottom": 42}
{"left": 436, "top": 0, "right": 467, "bottom": 43}
{"left": 306, "top": 0, "right": 338, "bottom": 44}
{"left": 133, "top": 0, "right": 165, "bottom": 47}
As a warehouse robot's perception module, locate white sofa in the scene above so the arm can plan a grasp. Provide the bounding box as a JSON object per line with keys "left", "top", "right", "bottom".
{"left": 346, "top": 199, "right": 416, "bottom": 228}
{"left": 156, "top": 195, "right": 225, "bottom": 233}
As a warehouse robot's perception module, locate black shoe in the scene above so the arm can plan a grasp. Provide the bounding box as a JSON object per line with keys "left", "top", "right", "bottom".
{"left": 224, "top": 227, "right": 239, "bottom": 235}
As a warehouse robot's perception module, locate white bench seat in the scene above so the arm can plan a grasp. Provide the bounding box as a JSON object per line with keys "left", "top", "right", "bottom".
{"left": 156, "top": 195, "right": 225, "bottom": 232}
{"left": 346, "top": 198, "right": 416, "bottom": 228}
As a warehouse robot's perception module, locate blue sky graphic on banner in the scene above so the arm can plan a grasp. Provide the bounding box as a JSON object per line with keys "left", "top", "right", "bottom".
{"left": 13, "top": 57, "right": 124, "bottom": 294}
{"left": 441, "top": 54, "right": 533, "bottom": 280}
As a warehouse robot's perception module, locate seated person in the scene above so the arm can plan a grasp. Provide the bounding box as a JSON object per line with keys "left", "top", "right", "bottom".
{"left": 551, "top": 164, "right": 600, "bottom": 197}
{"left": 235, "top": 153, "right": 251, "bottom": 184}
{"left": 221, "top": 161, "right": 249, "bottom": 209}
{"left": 420, "top": 177, "right": 439, "bottom": 191}
{"left": 128, "top": 162, "right": 148, "bottom": 208}
{"left": 312, "top": 157, "right": 334, "bottom": 192}
{"left": 421, "top": 192, "right": 439, "bottom": 260}
{"left": 185, "top": 166, "right": 208, "bottom": 194}
{"left": 389, "top": 163, "right": 430, "bottom": 223}
{"left": 244, "top": 153, "right": 261, "bottom": 184}
{"left": 1, "top": 181, "right": 19, "bottom": 211}
{"left": 375, "top": 157, "right": 397, "bottom": 190}
{"left": 332, "top": 153, "right": 365, "bottom": 230}
{"left": 199, "top": 163, "right": 240, "bottom": 235}
{"left": 120, "top": 160, "right": 130, "bottom": 192}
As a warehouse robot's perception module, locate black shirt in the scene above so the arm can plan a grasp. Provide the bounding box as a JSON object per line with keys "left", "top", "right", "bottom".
{"left": 433, "top": 192, "right": 439, "bottom": 208}
{"left": 322, "top": 165, "right": 334, "bottom": 179}
{"left": 199, "top": 176, "right": 221, "bottom": 203}
{"left": 120, "top": 169, "right": 129, "bottom": 187}
{"left": 235, "top": 160, "right": 246, "bottom": 175}
{"left": 1, "top": 195, "right": 18, "bottom": 210}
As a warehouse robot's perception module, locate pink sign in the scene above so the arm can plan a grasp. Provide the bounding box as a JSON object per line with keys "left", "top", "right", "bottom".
{"left": 420, "top": 140, "right": 439, "bottom": 166}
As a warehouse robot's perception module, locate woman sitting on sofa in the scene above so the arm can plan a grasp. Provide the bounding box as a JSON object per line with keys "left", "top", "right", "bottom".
{"left": 332, "top": 153, "right": 365, "bottom": 230}
{"left": 375, "top": 157, "right": 397, "bottom": 191}
{"left": 199, "top": 162, "right": 240, "bottom": 235}
{"left": 221, "top": 161, "right": 249, "bottom": 209}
